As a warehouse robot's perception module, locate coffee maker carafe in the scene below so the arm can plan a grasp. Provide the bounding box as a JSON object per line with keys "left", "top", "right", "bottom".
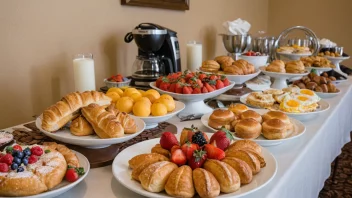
{"left": 125, "top": 23, "right": 181, "bottom": 87}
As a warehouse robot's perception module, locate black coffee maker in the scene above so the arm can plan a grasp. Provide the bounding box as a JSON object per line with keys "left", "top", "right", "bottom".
{"left": 125, "top": 23, "right": 181, "bottom": 87}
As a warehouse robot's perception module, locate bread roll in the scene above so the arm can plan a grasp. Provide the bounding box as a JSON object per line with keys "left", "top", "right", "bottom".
{"left": 128, "top": 153, "right": 170, "bottom": 169}
{"left": 225, "top": 150, "right": 261, "bottom": 174}
{"left": 208, "top": 109, "right": 236, "bottom": 130}
{"left": 203, "top": 160, "right": 240, "bottom": 193}
{"left": 139, "top": 161, "right": 178, "bottom": 192}
{"left": 200, "top": 60, "right": 220, "bottom": 72}
{"left": 193, "top": 168, "right": 220, "bottom": 198}
{"left": 70, "top": 116, "right": 94, "bottom": 136}
{"left": 228, "top": 103, "right": 248, "bottom": 116}
{"left": 266, "top": 60, "right": 285, "bottom": 73}
{"left": 165, "top": 166, "right": 195, "bottom": 198}
{"left": 285, "top": 60, "right": 305, "bottom": 73}
{"left": 215, "top": 56, "right": 234, "bottom": 70}
{"left": 262, "top": 111, "right": 293, "bottom": 131}
{"left": 235, "top": 119, "right": 262, "bottom": 139}
{"left": 239, "top": 110, "right": 263, "bottom": 123}
{"left": 222, "top": 157, "right": 253, "bottom": 184}
{"left": 262, "top": 119, "right": 288, "bottom": 139}
{"left": 227, "top": 140, "right": 262, "bottom": 154}
{"left": 151, "top": 144, "right": 170, "bottom": 158}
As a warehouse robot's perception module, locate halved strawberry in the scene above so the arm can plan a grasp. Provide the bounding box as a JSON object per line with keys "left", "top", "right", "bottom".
{"left": 181, "top": 142, "right": 199, "bottom": 160}
{"left": 204, "top": 144, "right": 225, "bottom": 160}
{"left": 170, "top": 145, "right": 181, "bottom": 154}
{"left": 171, "top": 149, "right": 187, "bottom": 166}
{"left": 209, "top": 128, "right": 235, "bottom": 151}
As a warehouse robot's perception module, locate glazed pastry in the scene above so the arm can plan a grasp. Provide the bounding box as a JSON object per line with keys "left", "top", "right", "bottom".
{"left": 139, "top": 161, "right": 178, "bottom": 192}
{"left": 106, "top": 104, "right": 137, "bottom": 134}
{"left": 70, "top": 116, "right": 94, "bottom": 136}
{"left": 132, "top": 157, "right": 170, "bottom": 181}
{"left": 262, "top": 119, "right": 290, "bottom": 139}
{"left": 225, "top": 150, "right": 261, "bottom": 174}
{"left": 285, "top": 60, "right": 305, "bottom": 73}
{"left": 222, "top": 157, "right": 253, "bottom": 185}
{"left": 215, "top": 56, "right": 234, "bottom": 70}
{"left": 200, "top": 60, "right": 220, "bottom": 72}
{"left": 234, "top": 118, "right": 262, "bottom": 139}
{"left": 239, "top": 110, "right": 263, "bottom": 123}
{"left": 165, "top": 166, "right": 195, "bottom": 198}
{"left": 223, "top": 59, "right": 255, "bottom": 75}
{"left": 243, "top": 149, "right": 266, "bottom": 168}
{"left": 246, "top": 92, "right": 275, "bottom": 108}
{"left": 208, "top": 109, "right": 236, "bottom": 131}
{"left": 151, "top": 144, "right": 170, "bottom": 158}
{"left": 266, "top": 60, "right": 285, "bottom": 73}
{"left": 193, "top": 168, "right": 220, "bottom": 198}
{"left": 227, "top": 140, "right": 262, "bottom": 154}
{"left": 128, "top": 153, "right": 169, "bottom": 169}
{"left": 81, "top": 104, "right": 124, "bottom": 138}
{"left": 41, "top": 91, "right": 112, "bottom": 132}
{"left": 203, "top": 159, "right": 240, "bottom": 193}
{"left": 262, "top": 111, "right": 293, "bottom": 132}
{"left": 228, "top": 103, "right": 248, "bottom": 116}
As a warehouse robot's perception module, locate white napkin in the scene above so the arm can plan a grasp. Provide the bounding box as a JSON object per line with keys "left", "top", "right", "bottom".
{"left": 222, "top": 18, "right": 251, "bottom": 35}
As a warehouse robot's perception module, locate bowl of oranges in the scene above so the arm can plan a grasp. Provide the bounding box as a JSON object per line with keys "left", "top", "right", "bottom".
{"left": 106, "top": 87, "right": 185, "bottom": 129}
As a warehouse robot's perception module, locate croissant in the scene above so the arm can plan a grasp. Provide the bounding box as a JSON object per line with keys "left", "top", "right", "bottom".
{"left": 42, "top": 91, "right": 112, "bottom": 132}
{"left": 266, "top": 60, "right": 285, "bottom": 73}
{"left": 285, "top": 60, "right": 305, "bottom": 74}
{"left": 70, "top": 116, "right": 94, "bottom": 136}
{"left": 106, "top": 104, "right": 137, "bottom": 134}
{"left": 81, "top": 103, "right": 124, "bottom": 138}
{"left": 223, "top": 59, "right": 255, "bottom": 75}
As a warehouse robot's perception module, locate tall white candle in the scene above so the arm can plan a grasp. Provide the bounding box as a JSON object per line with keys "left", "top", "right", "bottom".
{"left": 186, "top": 41, "right": 202, "bottom": 72}
{"left": 73, "top": 53, "right": 96, "bottom": 92}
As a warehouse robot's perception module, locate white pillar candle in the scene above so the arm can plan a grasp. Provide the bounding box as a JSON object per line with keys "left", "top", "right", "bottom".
{"left": 73, "top": 53, "right": 96, "bottom": 92}
{"left": 186, "top": 41, "right": 202, "bottom": 72}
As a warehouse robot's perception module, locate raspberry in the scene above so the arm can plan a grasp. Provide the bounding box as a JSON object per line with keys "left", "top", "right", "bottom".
{"left": 0, "top": 154, "right": 14, "bottom": 165}
{"left": 28, "top": 155, "right": 38, "bottom": 164}
{"left": 0, "top": 163, "right": 9, "bottom": 172}
{"left": 30, "top": 146, "right": 43, "bottom": 156}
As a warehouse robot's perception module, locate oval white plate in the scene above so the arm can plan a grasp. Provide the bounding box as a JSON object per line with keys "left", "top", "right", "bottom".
{"left": 36, "top": 115, "right": 146, "bottom": 149}
{"left": 134, "top": 101, "right": 185, "bottom": 129}
{"left": 315, "top": 90, "right": 340, "bottom": 99}
{"left": 112, "top": 134, "right": 277, "bottom": 198}
{"left": 240, "top": 93, "right": 330, "bottom": 120}
{"left": 149, "top": 81, "right": 235, "bottom": 102}
{"left": 201, "top": 111, "right": 306, "bottom": 147}
{"left": 23, "top": 150, "right": 90, "bottom": 198}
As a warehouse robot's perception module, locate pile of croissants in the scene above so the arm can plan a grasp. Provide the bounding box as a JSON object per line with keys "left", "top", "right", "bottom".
{"left": 200, "top": 56, "right": 256, "bottom": 75}
{"left": 41, "top": 91, "right": 137, "bottom": 138}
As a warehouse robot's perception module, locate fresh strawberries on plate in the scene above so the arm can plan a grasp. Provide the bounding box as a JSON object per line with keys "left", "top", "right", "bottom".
{"left": 181, "top": 142, "right": 199, "bottom": 160}
{"left": 160, "top": 132, "right": 179, "bottom": 150}
{"left": 209, "top": 128, "right": 235, "bottom": 151}
{"left": 215, "top": 79, "right": 224, "bottom": 89}
{"left": 204, "top": 144, "right": 225, "bottom": 160}
{"left": 65, "top": 166, "right": 85, "bottom": 182}
{"left": 170, "top": 145, "right": 181, "bottom": 154}
{"left": 204, "top": 83, "right": 215, "bottom": 92}
{"left": 171, "top": 149, "right": 187, "bottom": 166}
{"left": 188, "top": 150, "right": 207, "bottom": 170}
{"left": 182, "top": 86, "right": 192, "bottom": 94}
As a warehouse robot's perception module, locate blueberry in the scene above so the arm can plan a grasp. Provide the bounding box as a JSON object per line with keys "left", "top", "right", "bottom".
{"left": 23, "top": 149, "right": 31, "bottom": 156}
{"left": 16, "top": 151, "right": 24, "bottom": 159}
{"left": 22, "top": 158, "right": 29, "bottom": 166}
{"left": 17, "top": 166, "right": 24, "bottom": 172}
{"left": 11, "top": 163, "right": 18, "bottom": 170}
{"left": 12, "top": 150, "right": 18, "bottom": 157}
{"left": 13, "top": 157, "right": 21, "bottom": 165}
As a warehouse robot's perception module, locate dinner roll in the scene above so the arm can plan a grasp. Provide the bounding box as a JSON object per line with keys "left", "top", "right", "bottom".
{"left": 228, "top": 103, "right": 249, "bottom": 116}
{"left": 262, "top": 111, "right": 293, "bottom": 131}
{"left": 235, "top": 118, "right": 262, "bottom": 139}
{"left": 262, "top": 119, "right": 289, "bottom": 140}
{"left": 209, "top": 109, "right": 236, "bottom": 130}
{"left": 239, "top": 110, "right": 263, "bottom": 123}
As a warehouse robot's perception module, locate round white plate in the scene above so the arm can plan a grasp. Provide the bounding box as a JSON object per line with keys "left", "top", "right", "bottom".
{"left": 202, "top": 69, "right": 261, "bottom": 84}
{"left": 260, "top": 67, "right": 309, "bottom": 89}
{"left": 325, "top": 56, "right": 350, "bottom": 61}
{"left": 315, "top": 90, "right": 340, "bottom": 99}
{"left": 150, "top": 82, "right": 235, "bottom": 117}
{"left": 112, "top": 134, "right": 278, "bottom": 198}
{"left": 36, "top": 115, "right": 146, "bottom": 149}
{"left": 305, "top": 67, "right": 332, "bottom": 72}
{"left": 201, "top": 111, "right": 306, "bottom": 147}
{"left": 134, "top": 101, "right": 185, "bottom": 129}
{"left": 240, "top": 93, "right": 330, "bottom": 120}
{"left": 23, "top": 150, "right": 90, "bottom": 198}
{"left": 277, "top": 52, "right": 312, "bottom": 60}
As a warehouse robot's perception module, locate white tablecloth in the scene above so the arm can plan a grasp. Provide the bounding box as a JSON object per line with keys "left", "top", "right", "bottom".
{"left": 4, "top": 79, "right": 352, "bottom": 198}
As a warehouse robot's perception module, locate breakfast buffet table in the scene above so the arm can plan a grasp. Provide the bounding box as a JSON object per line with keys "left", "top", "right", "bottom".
{"left": 3, "top": 77, "right": 352, "bottom": 198}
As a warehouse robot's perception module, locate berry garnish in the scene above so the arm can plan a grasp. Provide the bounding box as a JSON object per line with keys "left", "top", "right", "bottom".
{"left": 28, "top": 155, "right": 38, "bottom": 164}
{"left": 13, "top": 157, "right": 21, "bottom": 165}
{"left": 160, "top": 132, "right": 179, "bottom": 150}
{"left": 15, "top": 151, "right": 24, "bottom": 159}
{"left": 204, "top": 144, "right": 225, "bottom": 160}
{"left": 209, "top": 128, "right": 235, "bottom": 151}
{"left": 12, "top": 145, "right": 23, "bottom": 152}
{"left": 23, "top": 149, "right": 31, "bottom": 157}
{"left": 17, "top": 166, "right": 24, "bottom": 172}
{"left": 31, "top": 146, "right": 43, "bottom": 156}
{"left": 45, "top": 149, "right": 51, "bottom": 154}
{"left": 0, "top": 154, "right": 14, "bottom": 165}
{"left": 170, "top": 149, "right": 187, "bottom": 166}
{"left": 0, "top": 163, "right": 9, "bottom": 172}
{"left": 192, "top": 131, "right": 208, "bottom": 147}
{"left": 188, "top": 150, "right": 207, "bottom": 170}
{"left": 181, "top": 142, "right": 199, "bottom": 161}
{"left": 65, "top": 166, "right": 85, "bottom": 182}
{"left": 11, "top": 163, "right": 18, "bottom": 170}
{"left": 22, "top": 157, "right": 29, "bottom": 166}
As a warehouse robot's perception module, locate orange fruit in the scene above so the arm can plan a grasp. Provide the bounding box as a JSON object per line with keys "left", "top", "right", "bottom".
{"left": 115, "top": 97, "right": 134, "bottom": 113}
{"left": 160, "top": 94, "right": 174, "bottom": 101}
{"left": 107, "top": 87, "right": 123, "bottom": 97}
{"left": 151, "top": 102, "right": 167, "bottom": 116}
{"left": 155, "top": 98, "right": 175, "bottom": 112}
{"left": 105, "top": 92, "right": 120, "bottom": 103}
{"left": 136, "top": 97, "right": 152, "bottom": 106}
{"left": 123, "top": 88, "right": 139, "bottom": 97}
{"left": 133, "top": 101, "right": 151, "bottom": 117}
{"left": 145, "top": 89, "right": 160, "bottom": 103}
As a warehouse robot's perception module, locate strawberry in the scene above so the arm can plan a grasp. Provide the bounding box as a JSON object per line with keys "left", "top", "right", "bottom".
{"left": 201, "top": 86, "right": 208, "bottom": 93}
{"left": 204, "top": 82, "right": 215, "bottom": 92}
{"left": 204, "top": 144, "right": 225, "bottom": 160}
{"left": 198, "top": 73, "right": 207, "bottom": 81}
{"left": 28, "top": 155, "right": 38, "bottom": 164}
{"left": 215, "top": 79, "right": 224, "bottom": 89}
{"left": 209, "top": 75, "right": 218, "bottom": 81}
{"left": 188, "top": 150, "right": 207, "bottom": 170}
{"left": 222, "top": 78, "right": 230, "bottom": 86}
{"left": 156, "top": 76, "right": 163, "bottom": 87}
{"left": 183, "top": 86, "right": 192, "bottom": 94}
{"left": 180, "top": 126, "right": 196, "bottom": 145}
{"left": 159, "top": 81, "right": 170, "bottom": 91}
{"left": 168, "top": 83, "right": 176, "bottom": 92}
{"left": 171, "top": 145, "right": 181, "bottom": 154}
{"left": 0, "top": 163, "right": 9, "bottom": 173}
{"left": 160, "top": 132, "right": 179, "bottom": 150}
{"left": 175, "top": 83, "right": 183, "bottom": 94}
{"left": 192, "top": 87, "right": 201, "bottom": 94}
{"left": 209, "top": 128, "right": 235, "bottom": 151}
{"left": 31, "top": 146, "right": 43, "bottom": 156}
{"left": 12, "top": 145, "right": 22, "bottom": 152}
{"left": 171, "top": 149, "right": 187, "bottom": 166}
{"left": 181, "top": 142, "right": 199, "bottom": 160}
{"left": 0, "top": 154, "right": 13, "bottom": 165}
{"left": 65, "top": 166, "right": 85, "bottom": 182}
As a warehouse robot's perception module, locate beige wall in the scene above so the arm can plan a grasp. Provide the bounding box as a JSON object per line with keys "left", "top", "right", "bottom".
{"left": 0, "top": 0, "right": 269, "bottom": 128}
{"left": 268, "top": 0, "right": 352, "bottom": 66}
